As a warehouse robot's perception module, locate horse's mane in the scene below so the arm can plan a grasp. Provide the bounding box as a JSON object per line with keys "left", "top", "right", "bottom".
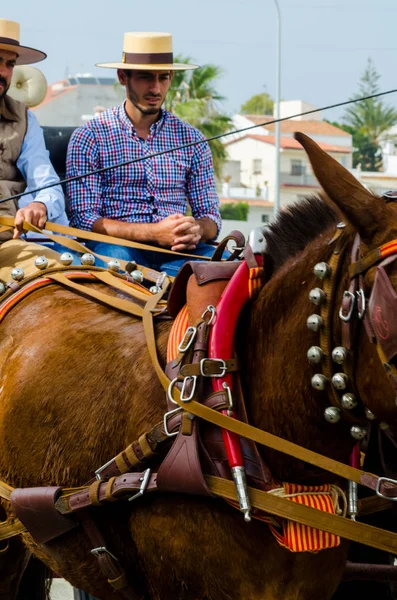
{"left": 263, "top": 194, "right": 338, "bottom": 271}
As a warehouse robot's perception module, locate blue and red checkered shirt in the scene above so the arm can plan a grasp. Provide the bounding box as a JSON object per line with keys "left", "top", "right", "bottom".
{"left": 66, "top": 104, "right": 221, "bottom": 235}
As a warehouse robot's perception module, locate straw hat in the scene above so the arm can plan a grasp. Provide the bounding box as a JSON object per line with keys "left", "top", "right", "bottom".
{"left": 8, "top": 65, "right": 47, "bottom": 107}
{"left": 96, "top": 32, "right": 198, "bottom": 71}
{"left": 0, "top": 19, "right": 46, "bottom": 65}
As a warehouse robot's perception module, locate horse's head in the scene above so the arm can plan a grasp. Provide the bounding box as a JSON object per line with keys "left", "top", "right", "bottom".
{"left": 296, "top": 132, "right": 397, "bottom": 432}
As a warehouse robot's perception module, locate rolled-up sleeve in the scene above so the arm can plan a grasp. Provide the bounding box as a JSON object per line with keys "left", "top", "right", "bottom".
{"left": 187, "top": 133, "right": 221, "bottom": 237}
{"left": 66, "top": 127, "right": 103, "bottom": 230}
{"left": 17, "top": 111, "right": 66, "bottom": 222}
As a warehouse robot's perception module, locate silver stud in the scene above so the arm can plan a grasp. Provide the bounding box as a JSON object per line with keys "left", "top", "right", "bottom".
{"left": 11, "top": 268, "right": 24, "bottom": 281}
{"left": 341, "top": 393, "right": 357, "bottom": 410}
{"left": 0, "top": 282, "right": 6, "bottom": 295}
{"left": 150, "top": 285, "right": 161, "bottom": 294}
{"left": 60, "top": 252, "right": 74, "bottom": 266}
{"left": 337, "top": 222, "right": 346, "bottom": 229}
{"left": 131, "top": 270, "right": 144, "bottom": 283}
{"left": 313, "top": 262, "right": 332, "bottom": 279}
{"left": 332, "top": 347, "right": 348, "bottom": 364}
{"left": 307, "top": 314, "right": 324, "bottom": 332}
{"left": 107, "top": 260, "right": 120, "bottom": 272}
{"left": 324, "top": 406, "right": 341, "bottom": 423}
{"left": 350, "top": 425, "right": 368, "bottom": 440}
{"left": 332, "top": 373, "right": 348, "bottom": 390}
{"left": 364, "top": 407, "right": 376, "bottom": 420}
{"left": 81, "top": 253, "right": 95, "bottom": 266}
{"left": 309, "top": 288, "right": 326, "bottom": 306}
{"left": 307, "top": 346, "right": 324, "bottom": 364}
{"left": 34, "top": 256, "right": 49, "bottom": 270}
{"left": 311, "top": 374, "right": 328, "bottom": 390}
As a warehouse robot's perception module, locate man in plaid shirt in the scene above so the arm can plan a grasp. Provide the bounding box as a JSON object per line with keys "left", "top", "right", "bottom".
{"left": 66, "top": 32, "right": 221, "bottom": 276}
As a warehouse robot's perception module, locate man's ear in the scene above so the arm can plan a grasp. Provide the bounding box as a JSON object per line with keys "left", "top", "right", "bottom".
{"left": 117, "top": 68, "right": 127, "bottom": 86}
{"left": 169, "top": 70, "right": 174, "bottom": 81}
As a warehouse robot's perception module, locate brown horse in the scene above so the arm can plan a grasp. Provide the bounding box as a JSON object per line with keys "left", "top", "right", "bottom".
{"left": 1, "top": 132, "right": 397, "bottom": 600}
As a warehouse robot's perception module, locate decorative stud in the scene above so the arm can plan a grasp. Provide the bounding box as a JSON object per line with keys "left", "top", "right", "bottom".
{"left": 0, "top": 282, "right": 6, "bottom": 295}
{"left": 34, "top": 256, "right": 49, "bottom": 270}
{"left": 350, "top": 425, "right": 368, "bottom": 440}
{"left": 307, "top": 314, "right": 324, "bottom": 332}
{"left": 364, "top": 407, "right": 376, "bottom": 420}
{"left": 107, "top": 260, "right": 120, "bottom": 272}
{"left": 130, "top": 270, "right": 144, "bottom": 283}
{"left": 332, "top": 373, "right": 348, "bottom": 390}
{"left": 60, "top": 252, "right": 74, "bottom": 266}
{"left": 332, "top": 347, "right": 348, "bottom": 364}
{"left": 309, "top": 288, "right": 326, "bottom": 306}
{"left": 11, "top": 268, "right": 24, "bottom": 281}
{"left": 311, "top": 374, "right": 328, "bottom": 390}
{"left": 307, "top": 346, "right": 324, "bottom": 364}
{"left": 149, "top": 285, "right": 161, "bottom": 294}
{"left": 324, "top": 406, "right": 341, "bottom": 424}
{"left": 341, "top": 393, "right": 357, "bottom": 410}
{"left": 81, "top": 253, "right": 95, "bottom": 266}
{"left": 313, "top": 262, "right": 332, "bottom": 280}
{"left": 337, "top": 222, "right": 346, "bottom": 229}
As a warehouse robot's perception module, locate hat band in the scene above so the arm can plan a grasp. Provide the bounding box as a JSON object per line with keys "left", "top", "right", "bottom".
{"left": 0, "top": 37, "right": 20, "bottom": 46}
{"left": 122, "top": 51, "right": 173, "bottom": 65}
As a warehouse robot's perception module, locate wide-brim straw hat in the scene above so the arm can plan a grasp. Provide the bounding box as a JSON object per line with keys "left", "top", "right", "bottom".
{"left": 96, "top": 32, "right": 198, "bottom": 71}
{"left": 0, "top": 19, "right": 46, "bottom": 65}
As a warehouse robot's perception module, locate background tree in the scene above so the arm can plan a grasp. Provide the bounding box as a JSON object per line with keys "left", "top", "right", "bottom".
{"left": 165, "top": 57, "right": 232, "bottom": 179}
{"left": 219, "top": 201, "right": 249, "bottom": 221}
{"left": 342, "top": 58, "right": 397, "bottom": 171}
{"left": 240, "top": 92, "right": 274, "bottom": 115}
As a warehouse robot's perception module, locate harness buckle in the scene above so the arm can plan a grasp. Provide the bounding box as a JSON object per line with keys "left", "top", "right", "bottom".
{"left": 180, "top": 376, "right": 197, "bottom": 402}
{"left": 200, "top": 358, "right": 227, "bottom": 377}
{"left": 95, "top": 458, "right": 116, "bottom": 481}
{"left": 91, "top": 546, "right": 119, "bottom": 561}
{"left": 356, "top": 288, "right": 366, "bottom": 319}
{"left": 339, "top": 291, "right": 355, "bottom": 322}
{"left": 375, "top": 476, "right": 397, "bottom": 501}
{"left": 128, "top": 468, "right": 151, "bottom": 502}
{"left": 178, "top": 326, "right": 197, "bottom": 353}
{"left": 201, "top": 305, "right": 216, "bottom": 325}
{"left": 163, "top": 407, "right": 183, "bottom": 437}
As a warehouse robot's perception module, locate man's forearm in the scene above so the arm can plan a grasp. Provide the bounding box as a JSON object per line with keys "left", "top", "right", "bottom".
{"left": 197, "top": 217, "right": 218, "bottom": 242}
{"left": 92, "top": 217, "right": 156, "bottom": 243}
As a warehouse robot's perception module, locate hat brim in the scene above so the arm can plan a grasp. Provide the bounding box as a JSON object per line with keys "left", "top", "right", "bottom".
{"left": 96, "top": 61, "right": 198, "bottom": 71}
{"left": 0, "top": 43, "right": 46, "bottom": 65}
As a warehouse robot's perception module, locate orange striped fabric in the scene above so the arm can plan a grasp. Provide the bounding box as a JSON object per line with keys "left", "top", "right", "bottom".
{"left": 167, "top": 304, "right": 189, "bottom": 362}
{"left": 380, "top": 239, "right": 397, "bottom": 258}
{"left": 248, "top": 267, "right": 264, "bottom": 299}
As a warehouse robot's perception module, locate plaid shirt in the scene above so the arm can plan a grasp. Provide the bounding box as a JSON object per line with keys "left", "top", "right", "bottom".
{"left": 66, "top": 104, "right": 221, "bottom": 234}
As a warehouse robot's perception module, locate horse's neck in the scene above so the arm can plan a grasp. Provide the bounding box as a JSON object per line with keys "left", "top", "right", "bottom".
{"left": 242, "top": 235, "right": 355, "bottom": 483}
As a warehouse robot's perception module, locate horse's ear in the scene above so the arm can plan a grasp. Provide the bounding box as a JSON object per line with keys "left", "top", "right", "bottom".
{"left": 294, "top": 132, "right": 386, "bottom": 242}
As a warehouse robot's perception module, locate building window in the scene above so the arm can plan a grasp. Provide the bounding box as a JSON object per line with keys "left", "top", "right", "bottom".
{"left": 261, "top": 214, "right": 269, "bottom": 223}
{"left": 290, "top": 159, "right": 304, "bottom": 176}
{"left": 253, "top": 159, "right": 262, "bottom": 175}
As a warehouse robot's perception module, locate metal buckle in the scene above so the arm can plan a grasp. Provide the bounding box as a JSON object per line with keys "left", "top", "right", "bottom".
{"left": 222, "top": 381, "right": 233, "bottom": 416}
{"left": 339, "top": 291, "right": 355, "bottom": 322}
{"left": 95, "top": 458, "right": 115, "bottom": 481}
{"left": 200, "top": 358, "right": 227, "bottom": 377}
{"left": 180, "top": 376, "right": 197, "bottom": 402}
{"left": 156, "top": 271, "right": 167, "bottom": 289}
{"left": 91, "top": 546, "right": 119, "bottom": 561}
{"left": 201, "top": 305, "right": 216, "bottom": 325}
{"left": 356, "top": 289, "right": 366, "bottom": 319}
{"left": 178, "top": 326, "right": 197, "bottom": 353}
{"left": 163, "top": 407, "right": 182, "bottom": 437}
{"left": 129, "top": 468, "right": 151, "bottom": 502}
{"left": 375, "top": 476, "right": 397, "bottom": 501}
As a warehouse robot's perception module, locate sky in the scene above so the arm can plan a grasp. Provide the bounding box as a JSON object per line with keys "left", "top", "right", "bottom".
{"left": 6, "top": 0, "right": 397, "bottom": 122}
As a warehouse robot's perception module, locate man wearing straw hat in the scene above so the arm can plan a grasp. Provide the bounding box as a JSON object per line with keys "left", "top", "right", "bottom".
{"left": 0, "top": 18, "right": 67, "bottom": 241}
{"left": 66, "top": 32, "right": 221, "bottom": 275}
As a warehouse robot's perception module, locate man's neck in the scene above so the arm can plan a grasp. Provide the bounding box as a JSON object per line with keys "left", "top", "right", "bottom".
{"left": 124, "top": 99, "right": 162, "bottom": 139}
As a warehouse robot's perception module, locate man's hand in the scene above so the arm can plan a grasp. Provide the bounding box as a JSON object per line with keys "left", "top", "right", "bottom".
{"left": 152, "top": 214, "right": 201, "bottom": 251}
{"left": 13, "top": 202, "right": 47, "bottom": 239}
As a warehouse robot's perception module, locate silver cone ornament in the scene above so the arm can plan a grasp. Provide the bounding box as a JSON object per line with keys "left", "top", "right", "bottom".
{"left": 332, "top": 347, "right": 347, "bottom": 364}
{"left": 307, "top": 346, "right": 324, "bottom": 364}
{"left": 311, "top": 374, "right": 328, "bottom": 390}
{"left": 81, "top": 253, "right": 95, "bottom": 266}
{"left": 11, "top": 268, "right": 24, "bottom": 281}
{"left": 324, "top": 406, "right": 341, "bottom": 423}
{"left": 341, "top": 393, "right": 357, "bottom": 410}
{"left": 332, "top": 373, "right": 348, "bottom": 390}
{"left": 34, "top": 256, "right": 49, "bottom": 270}
{"left": 107, "top": 260, "right": 120, "bottom": 272}
{"left": 130, "top": 270, "right": 144, "bottom": 283}
{"left": 60, "top": 252, "right": 74, "bottom": 266}
{"left": 313, "top": 262, "right": 332, "bottom": 279}
{"left": 350, "top": 425, "right": 368, "bottom": 440}
{"left": 309, "top": 288, "right": 326, "bottom": 306}
{"left": 307, "top": 314, "right": 324, "bottom": 332}
{"left": 364, "top": 407, "right": 376, "bottom": 420}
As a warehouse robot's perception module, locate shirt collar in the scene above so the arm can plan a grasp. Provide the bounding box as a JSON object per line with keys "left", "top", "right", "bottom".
{"left": 0, "top": 96, "right": 19, "bottom": 122}
{"left": 118, "top": 102, "right": 167, "bottom": 137}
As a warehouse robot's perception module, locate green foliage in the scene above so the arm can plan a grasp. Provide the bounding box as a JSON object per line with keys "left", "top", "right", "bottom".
{"left": 220, "top": 202, "right": 249, "bottom": 221}
{"left": 165, "top": 56, "right": 232, "bottom": 179}
{"left": 240, "top": 92, "right": 274, "bottom": 115}
{"left": 342, "top": 58, "right": 397, "bottom": 171}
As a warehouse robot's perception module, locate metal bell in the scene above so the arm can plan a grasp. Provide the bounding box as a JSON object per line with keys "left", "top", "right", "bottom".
{"left": 11, "top": 267, "right": 24, "bottom": 281}
{"left": 313, "top": 262, "right": 332, "bottom": 280}
{"left": 307, "top": 314, "right": 324, "bottom": 332}
{"left": 324, "top": 406, "right": 341, "bottom": 424}
{"left": 107, "top": 260, "right": 120, "bottom": 272}
{"left": 309, "top": 288, "right": 326, "bottom": 306}
{"left": 341, "top": 393, "right": 357, "bottom": 410}
{"left": 0, "top": 282, "right": 6, "bottom": 295}
{"left": 311, "top": 374, "right": 328, "bottom": 390}
{"left": 60, "top": 252, "right": 74, "bottom": 266}
{"left": 332, "top": 373, "right": 348, "bottom": 390}
{"left": 332, "top": 347, "right": 347, "bottom": 364}
{"left": 81, "top": 253, "right": 95, "bottom": 266}
{"left": 307, "top": 346, "right": 324, "bottom": 364}
{"left": 131, "top": 269, "right": 144, "bottom": 283}
{"left": 34, "top": 256, "right": 49, "bottom": 270}
{"left": 364, "top": 407, "right": 376, "bottom": 420}
{"left": 150, "top": 285, "right": 161, "bottom": 294}
{"left": 350, "top": 425, "right": 368, "bottom": 440}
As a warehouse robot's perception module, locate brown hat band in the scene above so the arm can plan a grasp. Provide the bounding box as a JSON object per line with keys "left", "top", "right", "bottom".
{"left": 0, "top": 37, "right": 20, "bottom": 46}
{"left": 122, "top": 51, "right": 173, "bottom": 65}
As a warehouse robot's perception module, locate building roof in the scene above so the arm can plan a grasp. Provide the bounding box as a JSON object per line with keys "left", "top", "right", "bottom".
{"left": 219, "top": 197, "right": 273, "bottom": 207}
{"left": 225, "top": 134, "right": 352, "bottom": 154}
{"left": 242, "top": 115, "right": 350, "bottom": 137}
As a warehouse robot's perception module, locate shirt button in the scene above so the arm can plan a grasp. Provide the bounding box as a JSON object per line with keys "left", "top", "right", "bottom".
{"left": 149, "top": 196, "right": 155, "bottom": 202}
{"left": 152, "top": 208, "right": 158, "bottom": 215}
